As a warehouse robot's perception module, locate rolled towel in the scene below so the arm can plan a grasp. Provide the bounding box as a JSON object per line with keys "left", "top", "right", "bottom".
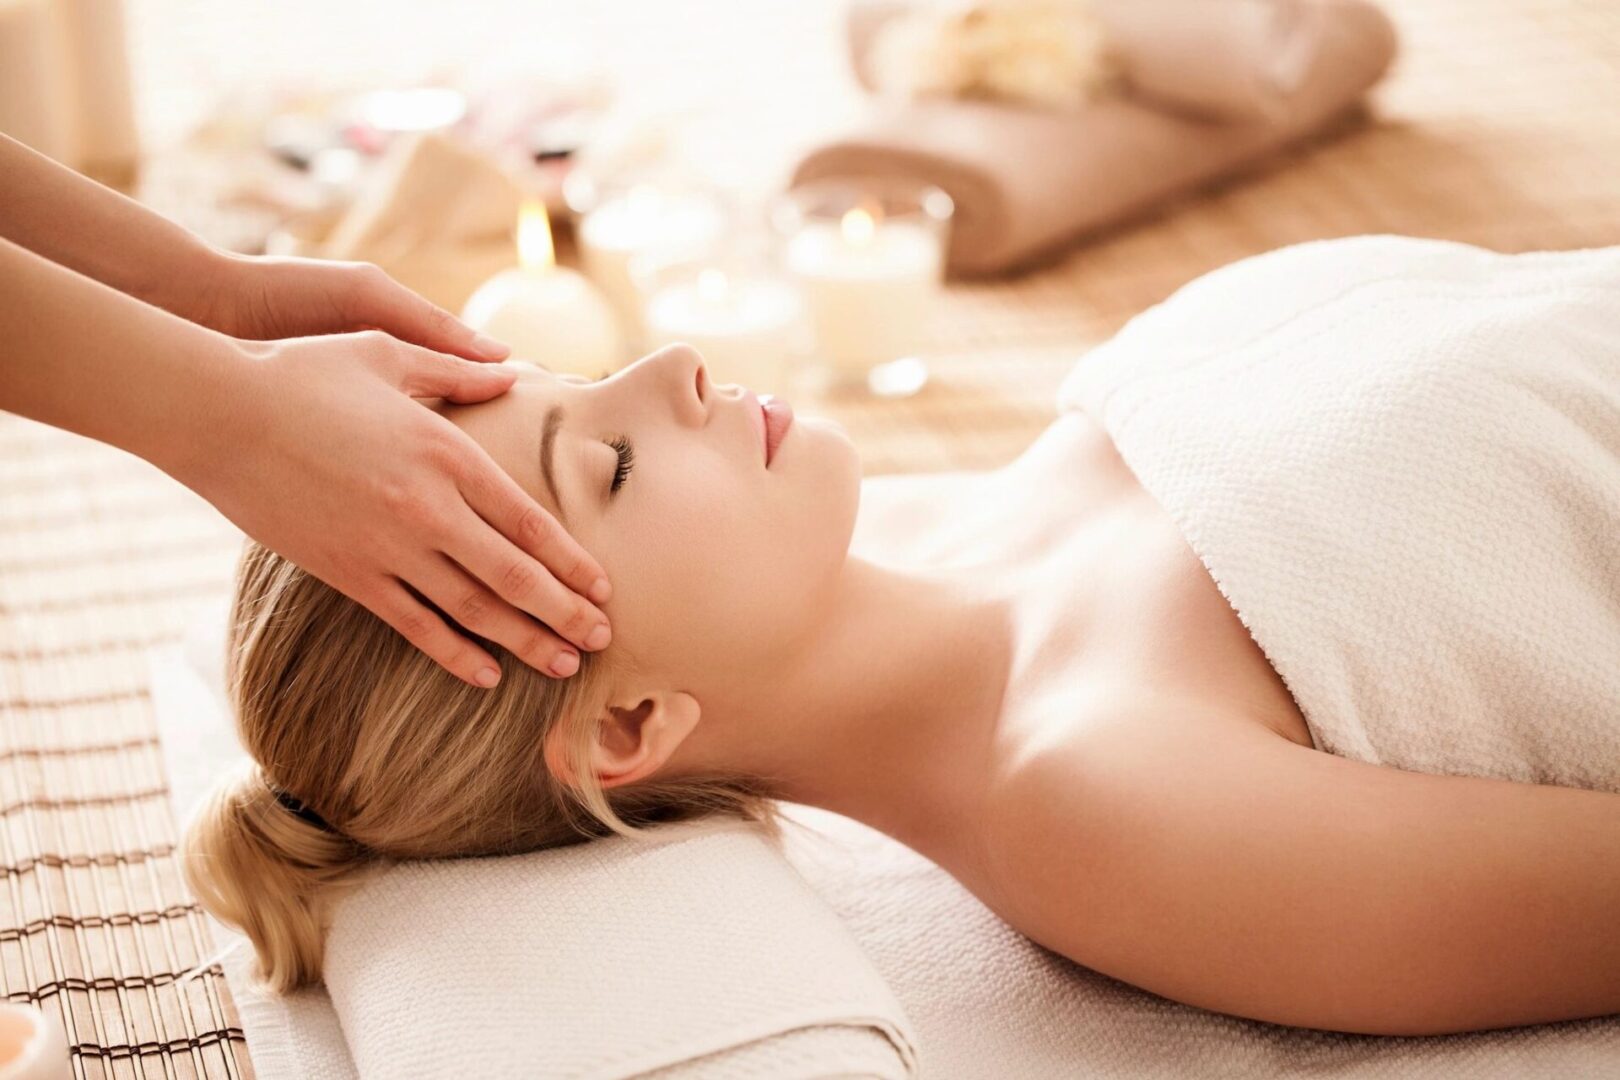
{"left": 849, "top": 0, "right": 1383, "bottom": 123}
{"left": 798, "top": 0, "right": 1396, "bottom": 275}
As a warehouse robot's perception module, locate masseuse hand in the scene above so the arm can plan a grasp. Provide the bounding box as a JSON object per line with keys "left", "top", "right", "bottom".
{"left": 190, "top": 249, "right": 513, "bottom": 359}
{"left": 0, "top": 131, "right": 609, "bottom": 687}
{"left": 190, "top": 331, "right": 613, "bottom": 687}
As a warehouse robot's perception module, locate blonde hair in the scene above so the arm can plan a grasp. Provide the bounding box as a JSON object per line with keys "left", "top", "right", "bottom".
{"left": 183, "top": 540, "right": 789, "bottom": 993}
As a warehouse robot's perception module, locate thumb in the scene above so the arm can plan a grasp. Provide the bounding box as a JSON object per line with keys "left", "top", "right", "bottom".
{"left": 353, "top": 264, "right": 512, "bottom": 363}
{"left": 399, "top": 348, "right": 520, "bottom": 403}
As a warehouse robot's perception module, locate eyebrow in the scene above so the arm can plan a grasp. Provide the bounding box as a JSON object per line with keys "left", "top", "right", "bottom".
{"left": 540, "top": 404, "right": 568, "bottom": 526}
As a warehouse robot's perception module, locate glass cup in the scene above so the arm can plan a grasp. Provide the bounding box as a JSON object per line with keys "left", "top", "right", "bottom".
{"left": 565, "top": 171, "right": 732, "bottom": 349}
{"left": 631, "top": 233, "right": 812, "bottom": 397}
{"left": 769, "top": 176, "right": 954, "bottom": 398}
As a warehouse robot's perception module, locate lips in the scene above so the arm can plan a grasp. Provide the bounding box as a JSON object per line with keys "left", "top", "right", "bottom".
{"left": 761, "top": 394, "right": 794, "bottom": 467}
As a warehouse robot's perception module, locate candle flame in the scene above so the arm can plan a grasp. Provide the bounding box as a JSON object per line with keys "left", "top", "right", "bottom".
{"left": 841, "top": 207, "right": 877, "bottom": 246}
{"left": 697, "top": 268, "right": 729, "bottom": 302}
{"left": 517, "top": 199, "right": 555, "bottom": 270}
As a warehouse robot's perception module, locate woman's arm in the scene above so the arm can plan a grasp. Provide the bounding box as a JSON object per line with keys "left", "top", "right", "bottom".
{"left": 0, "top": 132, "right": 223, "bottom": 323}
{"left": 1, "top": 234, "right": 611, "bottom": 685}
{"left": 0, "top": 230, "right": 240, "bottom": 470}
{"left": 0, "top": 131, "right": 510, "bottom": 359}
{"left": 993, "top": 714, "right": 1620, "bottom": 1036}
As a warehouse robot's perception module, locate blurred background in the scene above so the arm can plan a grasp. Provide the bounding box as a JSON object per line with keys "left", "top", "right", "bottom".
{"left": 3, "top": 3, "right": 1620, "bottom": 1076}
{"left": 10, "top": 0, "right": 1620, "bottom": 474}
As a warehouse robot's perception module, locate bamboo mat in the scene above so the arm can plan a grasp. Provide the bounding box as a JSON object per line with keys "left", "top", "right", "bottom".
{"left": 5, "top": 0, "right": 1620, "bottom": 1075}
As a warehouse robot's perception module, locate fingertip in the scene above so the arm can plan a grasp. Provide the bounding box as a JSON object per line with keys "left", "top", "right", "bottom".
{"left": 438, "top": 358, "right": 519, "bottom": 403}
{"left": 470, "top": 331, "right": 512, "bottom": 361}
{"left": 474, "top": 666, "right": 501, "bottom": 688}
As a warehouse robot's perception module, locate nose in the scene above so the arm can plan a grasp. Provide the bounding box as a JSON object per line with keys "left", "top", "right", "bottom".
{"left": 622, "top": 343, "right": 710, "bottom": 426}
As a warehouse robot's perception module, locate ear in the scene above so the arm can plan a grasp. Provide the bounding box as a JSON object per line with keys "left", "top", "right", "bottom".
{"left": 544, "top": 690, "right": 702, "bottom": 790}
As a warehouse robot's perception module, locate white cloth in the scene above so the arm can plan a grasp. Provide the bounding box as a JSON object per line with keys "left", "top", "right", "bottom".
{"left": 1057, "top": 233, "right": 1620, "bottom": 793}
{"left": 323, "top": 819, "right": 916, "bottom": 1080}
{"left": 153, "top": 236, "right": 1620, "bottom": 1077}
{"left": 152, "top": 603, "right": 917, "bottom": 1080}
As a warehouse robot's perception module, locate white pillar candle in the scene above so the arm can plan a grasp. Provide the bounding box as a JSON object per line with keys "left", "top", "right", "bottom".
{"left": 576, "top": 185, "right": 726, "bottom": 336}
{"left": 783, "top": 207, "right": 943, "bottom": 380}
{"left": 642, "top": 268, "right": 806, "bottom": 395}
{"left": 461, "top": 200, "right": 624, "bottom": 378}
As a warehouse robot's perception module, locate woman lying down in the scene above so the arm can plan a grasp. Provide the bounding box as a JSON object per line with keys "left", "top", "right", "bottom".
{"left": 184, "top": 235, "right": 1620, "bottom": 1036}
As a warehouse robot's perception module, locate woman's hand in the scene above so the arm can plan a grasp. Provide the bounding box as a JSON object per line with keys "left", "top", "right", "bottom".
{"left": 194, "top": 251, "right": 509, "bottom": 363}
{"left": 182, "top": 332, "right": 613, "bottom": 687}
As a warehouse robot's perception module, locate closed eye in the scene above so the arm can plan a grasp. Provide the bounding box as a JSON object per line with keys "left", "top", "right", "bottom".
{"left": 608, "top": 435, "right": 635, "bottom": 494}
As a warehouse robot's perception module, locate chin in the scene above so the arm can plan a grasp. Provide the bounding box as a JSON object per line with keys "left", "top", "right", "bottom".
{"left": 786, "top": 415, "right": 862, "bottom": 557}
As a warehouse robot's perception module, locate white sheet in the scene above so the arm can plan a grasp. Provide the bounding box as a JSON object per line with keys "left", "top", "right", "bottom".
{"left": 155, "top": 237, "right": 1620, "bottom": 1075}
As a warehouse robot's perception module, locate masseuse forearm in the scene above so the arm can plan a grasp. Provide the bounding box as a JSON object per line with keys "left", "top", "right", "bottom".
{"left": 0, "top": 234, "right": 242, "bottom": 479}
{"left": 0, "top": 132, "right": 221, "bottom": 319}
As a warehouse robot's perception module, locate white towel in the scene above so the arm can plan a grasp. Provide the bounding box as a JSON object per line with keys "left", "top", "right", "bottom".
{"left": 153, "top": 601, "right": 918, "bottom": 1080}
{"left": 320, "top": 819, "right": 917, "bottom": 1080}
{"left": 1057, "top": 233, "right": 1620, "bottom": 793}
{"left": 155, "top": 243, "right": 1620, "bottom": 1076}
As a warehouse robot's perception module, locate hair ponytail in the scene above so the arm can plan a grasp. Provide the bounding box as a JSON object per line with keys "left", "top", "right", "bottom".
{"left": 190, "top": 537, "right": 793, "bottom": 993}
{"left": 181, "top": 762, "right": 373, "bottom": 993}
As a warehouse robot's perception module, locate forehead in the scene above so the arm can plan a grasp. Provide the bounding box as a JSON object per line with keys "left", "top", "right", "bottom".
{"left": 438, "top": 364, "right": 581, "bottom": 515}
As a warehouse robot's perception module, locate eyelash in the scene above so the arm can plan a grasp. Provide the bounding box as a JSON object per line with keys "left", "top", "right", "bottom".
{"left": 608, "top": 435, "right": 635, "bottom": 494}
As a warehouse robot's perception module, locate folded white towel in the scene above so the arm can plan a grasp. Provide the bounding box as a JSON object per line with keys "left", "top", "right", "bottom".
{"left": 157, "top": 601, "right": 918, "bottom": 1080}
{"left": 1058, "top": 233, "right": 1620, "bottom": 792}
{"left": 323, "top": 818, "right": 916, "bottom": 1080}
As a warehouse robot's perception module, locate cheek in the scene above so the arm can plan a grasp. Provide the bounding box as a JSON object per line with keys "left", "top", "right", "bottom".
{"left": 607, "top": 450, "right": 856, "bottom": 665}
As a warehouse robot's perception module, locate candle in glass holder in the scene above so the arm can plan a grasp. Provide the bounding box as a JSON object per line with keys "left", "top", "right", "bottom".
{"left": 461, "top": 200, "right": 624, "bottom": 377}
{"left": 783, "top": 203, "right": 945, "bottom": 385}
{"left": 642, "top": 267, "right": 806, "bottom": 395}
{"left": 576, "top": 184, "right": 727, "bottom": 336}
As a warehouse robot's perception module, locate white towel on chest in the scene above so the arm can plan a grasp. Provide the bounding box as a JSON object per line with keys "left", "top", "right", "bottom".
{"left": 1057, "top": 234, "right": 1620, "bottom": 791}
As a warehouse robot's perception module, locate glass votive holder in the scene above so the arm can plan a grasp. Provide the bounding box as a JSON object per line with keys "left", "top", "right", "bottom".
{"left": 565, "top": 171, "right": 732, "bottom": 347}
{"left": 769, "top": 176, "right": 954, "bottom": 398}
{"left": 632, "top": 239, "right": 813, "bottom": 398}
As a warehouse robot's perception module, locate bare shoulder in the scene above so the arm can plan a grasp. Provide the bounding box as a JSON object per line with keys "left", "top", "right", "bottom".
{"left": 979, "top": 704, "right": 1284, "bottom": 932}
{"left": 981, "top": 705, "right": 1620, "bottom": 1035}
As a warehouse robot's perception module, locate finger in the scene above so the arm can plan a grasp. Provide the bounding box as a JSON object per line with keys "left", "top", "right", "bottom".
{"left": 351, "top": 263, "right": 511, "bottom": 362}
{"left": 398, "top": 347, "right": 519, "bottom": 404}
{"left": 370, "top": 577, "right": 505, "bottom": 688}
{"left": 453, "top": 438, "right": 613, "bottom": 608}
{"left": 445, "top": 502, "right": 611, "bottom": 653}
{"left": 422, "top": 553, "right": 585, "bottom": 678}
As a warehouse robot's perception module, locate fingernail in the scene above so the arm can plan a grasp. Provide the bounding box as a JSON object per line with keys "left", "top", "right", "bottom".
{"left": 549, "top": 651, "right": 579, "bottom": 677}
{"left": 471, "top": 331, "right": 510, "bottom": 360}
{"left": 585, "top": 623, "right": 611, "bottom": 650}
{"left": 475, "top": 667, "right": 500, "bottom": 688}
{"left": 588, "top": 577, "right": 612, "bottom": 604}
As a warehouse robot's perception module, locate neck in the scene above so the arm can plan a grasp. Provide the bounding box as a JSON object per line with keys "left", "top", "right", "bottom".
{"left": 687, "top": 555, "right": 1021, "bottom": 877}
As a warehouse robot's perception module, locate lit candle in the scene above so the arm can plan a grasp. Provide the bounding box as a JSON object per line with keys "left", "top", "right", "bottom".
{"left": 642, "top": 267, "right": 807, "bottom": 395}
{"left": 783, "top": 205, "right": 944, "bottom": 382}
{"left": 461, "top": 200, "right": 624, "bottom": 377}
{"left": 576, "top": 185, "right": 727, "bottom": 337}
